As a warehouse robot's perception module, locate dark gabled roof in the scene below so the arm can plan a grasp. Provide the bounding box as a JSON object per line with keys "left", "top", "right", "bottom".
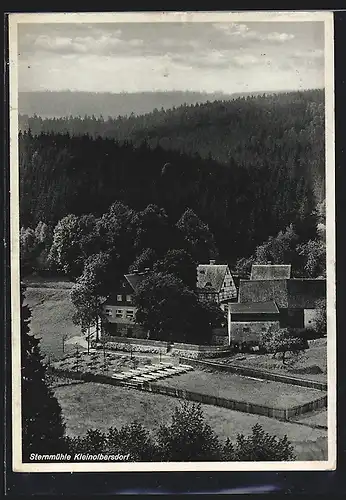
{"left": 250, "top": 264, "right": 291, "bottom": 280}
{"left": 287, "top": 279, "right": 326, "bottom": 308}
{"left": 124, "top": 272, "right": 149, "bottom": 292}
{"left": 238, "top": 278, "right": 326, "bottom": 310}
{"left": 197, "top": 264, "right": 228, "bottom": 292}
{"left": 103, "top": 273, "right": 149, "bottom": 305}
{"left": 229, "top": 301, "right": 279, "bottom": 314}
{"left": 239, "top": 279, "right": 289, "bottom": 308}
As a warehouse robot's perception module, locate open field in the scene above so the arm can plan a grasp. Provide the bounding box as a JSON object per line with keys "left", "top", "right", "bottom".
{"left": 54, "top": 381, "right": 327, "bottom": 461}
{"left": 214, "top": 338, "right": 327, "bottom": 382}
{"left": 161, "top": 370, "right": 325, "bottom": 409}
{"left": 293, "top": 410, "right": 328, "bottom": 428}
{"left": 23, "top": 275, "right": 74, "bottom": 289}
{"left": 24, "top": 281, "right": 81, "bottom": 361}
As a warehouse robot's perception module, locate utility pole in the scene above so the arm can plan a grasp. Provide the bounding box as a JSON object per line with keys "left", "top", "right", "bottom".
{"left": 87, "top": 326, "right": 91, "bottom": 355}
{"left": 62, "top": 334, "right": 68, "bottom": 354}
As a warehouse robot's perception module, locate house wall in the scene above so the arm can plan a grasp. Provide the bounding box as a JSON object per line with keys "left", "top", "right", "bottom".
{"left": 102, "top": 322, "right": 147, "bottom": 339}
{"left": 103, "top": 304, "right": 137, "bottom": 324}
{"left": 219, "top": 267, "right": 238, "bottom": 303}
{"left": 102, "top": 304, "right": 148, "bottom": 339}
{"left": 230, "top": 321, "right": 280, "bottom": 343}
{"left": 304, "top": 308, "right": 319, "bottom": 329}
{"left": 280, "top": 309, "right": 305, "bottom": 329}
{"left": 198, "top": 292, "right": 219, "bottom": 303}
{"left": 211, "top": 327, "right": 228, "bottom": 346}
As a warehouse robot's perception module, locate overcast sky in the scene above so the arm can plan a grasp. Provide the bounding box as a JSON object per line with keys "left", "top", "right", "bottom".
{"left": 18, "top": 21, "right": 325, "bottom": 94}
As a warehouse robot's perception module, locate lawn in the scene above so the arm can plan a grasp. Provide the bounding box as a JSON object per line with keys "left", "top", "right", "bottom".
{"left": 293, "top": 410, "right": 328, "bottom": 428}
{"left": 160, "top": 370, "right": 325, "bottom": 409}
{"left": 24, "top": 282, "right": 81, "bottom": 361}
{"left": 54, "top": 381, "right": 327, "bottom": 461}
{"left": 215, "top": 338, "right": 327, "bottom": 382}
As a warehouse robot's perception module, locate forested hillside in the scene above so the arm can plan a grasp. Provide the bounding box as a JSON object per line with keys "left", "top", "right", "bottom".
{"left": 19, "top": 130, "right": 317, "bottom": 264}
{"left": 19, "top": 89, "right": 325, "bottom": 203}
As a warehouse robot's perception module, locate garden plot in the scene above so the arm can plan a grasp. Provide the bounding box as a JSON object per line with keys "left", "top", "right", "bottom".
{"left": 214, "top": 338, "right": 327, "bottom": 382}
{"left": 53, "top": 350, "right": 155, "bottom": 374}
{"left": 159, "top": 369, "right": 326, "bottom": 409}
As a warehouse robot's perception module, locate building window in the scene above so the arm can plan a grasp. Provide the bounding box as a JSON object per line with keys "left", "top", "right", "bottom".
{"left": 117, "top": 294, "right": 122, "bottom": 302}
{"left": 105, "top": 308, "right": 112, "bottom": 316}
{"left": 126, "top": 295, "right": 132, "bottom": 303}
{"left": 116, "top": 309, "right": 124, "bottom": 318}
{"left": 126, "top": 310, "right": 134, "bottom": 319}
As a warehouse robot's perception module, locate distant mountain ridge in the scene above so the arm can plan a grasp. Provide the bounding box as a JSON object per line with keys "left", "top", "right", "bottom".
{"left": 19, "top": 89, "right": 288, "bottom": 119}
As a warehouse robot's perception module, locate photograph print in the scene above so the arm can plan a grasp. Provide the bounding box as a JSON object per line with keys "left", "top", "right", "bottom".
{"left": 9, "top": 11, "right": 336, "bottom": 472}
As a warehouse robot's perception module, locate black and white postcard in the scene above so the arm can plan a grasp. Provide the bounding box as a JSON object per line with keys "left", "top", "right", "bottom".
{"left": 9, "top": 10, "right": 336, "bottom": 472}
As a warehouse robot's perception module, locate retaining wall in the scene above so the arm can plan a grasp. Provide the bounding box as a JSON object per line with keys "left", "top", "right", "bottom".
{"left": 97, "top": 337, "right": 232, "bottom": 358}
{"left": 178, "top": 357, "right": 327, "bottom": 391}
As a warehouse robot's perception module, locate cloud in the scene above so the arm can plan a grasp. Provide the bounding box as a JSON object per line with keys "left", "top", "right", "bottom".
{"left": 30, "top": 30, "right": 127, "bottom": 56}
{"left": 18, "top": 21, "right": 324, "bottom": 94}
{"left": 213, "top": 23, "right": 295, "bottom": 43}
{"left": 292, "top": 48, "right": 324, "bottom": 60}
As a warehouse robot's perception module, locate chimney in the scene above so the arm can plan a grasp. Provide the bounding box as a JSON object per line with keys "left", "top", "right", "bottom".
{"left": 132, "top": 269, "right": 139, "bottom": 274}
{"left": 144, "top": 268, "right": 150, "bottom": 272}
{"left": 209, "top": 259, "right": 216, "bottom": 265}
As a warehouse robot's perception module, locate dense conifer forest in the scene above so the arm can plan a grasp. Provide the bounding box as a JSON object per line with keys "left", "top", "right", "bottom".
{"left": 19, "top": 89, "right": 324, "bottom": 264}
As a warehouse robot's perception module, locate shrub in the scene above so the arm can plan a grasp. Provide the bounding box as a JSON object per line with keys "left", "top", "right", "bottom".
{"left": 261, "top": 326, "right": 308, "bottom": 364}
{"left": 315, "top": 298, "right": 327, "bottom": 336}
{"left": 230, "top": 423, "right": 296, "bottom": 461}
{"left": 156, "top": 401, "right": 223, "bottom": 461}
{"left": 65, "top": 402, "right": 296, "bottom": 462}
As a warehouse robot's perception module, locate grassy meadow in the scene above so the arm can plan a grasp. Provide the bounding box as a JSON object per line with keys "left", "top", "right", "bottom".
{"left": 54, "top": 381, "right": 328, "bottom": 461}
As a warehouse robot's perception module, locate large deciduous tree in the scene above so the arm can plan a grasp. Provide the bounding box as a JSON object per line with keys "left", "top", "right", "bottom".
{"left": 153, "top": 248, "right": 197, "bottom": 290}
{"left": 176, "top": 208, "right": 218, "bottom": 263}
{"left": 128, "top": 248, "right": 158, "bottom": 273}
{"left": 254, "top": 224, "right": 299, "bottom": 265}
{"left": 70, "top": 283, "right": 104, "bottom": 342}
{"left": 48, "top": 214, "right": 100, "bottom": 278}
{"left": 97, "top": 201, "right": 137, "bottom": 281}
{"left": 296, "top": 239, "right": 326, "bottom": 278}
{"left": 72, "top": 251, "right": 113, "bottom": 341}
{"left": 133, "top": 271, "right": 213, "bottom": 343}
{"left": 261, "top": 326, "right": 307, "bottom": 365}
{"left": 133, "top": 204, "right": 174, "bottom": 257}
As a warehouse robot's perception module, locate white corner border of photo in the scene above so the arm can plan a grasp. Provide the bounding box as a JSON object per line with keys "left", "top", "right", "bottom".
{"left": 9, "top": 10, "right": 336, "bottom": 473}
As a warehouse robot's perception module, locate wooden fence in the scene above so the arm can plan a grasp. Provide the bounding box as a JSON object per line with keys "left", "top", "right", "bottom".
{"left": 51, "top": 367, "right": 327, "bottom": 422}
{"left": 179, "top": 357, "right": 327, "bottom": 391}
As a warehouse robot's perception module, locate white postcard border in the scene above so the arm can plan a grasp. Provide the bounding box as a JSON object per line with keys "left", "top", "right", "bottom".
{"left": 9, "top": 10, "right": 336, "bottom": 473}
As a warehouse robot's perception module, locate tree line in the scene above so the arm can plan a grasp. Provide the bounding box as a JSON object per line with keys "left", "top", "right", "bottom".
{"left": 19, "top": 127, "right": 318, "bottom": 264}
{"left": 19, "top": 89, "right": 325, "bottom": 203}
{"left": 21, "top": 200, "right": 326, "bottom": 346}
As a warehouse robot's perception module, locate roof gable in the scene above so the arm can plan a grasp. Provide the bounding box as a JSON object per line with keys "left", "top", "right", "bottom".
{"left": 124, "top": 272, "right": 149, "bottom": 292}
{"left": 250, "top": 264, "right": 291, "bottom": 280}
{"left": 197, "top": 264, "right": 228, "bottom": 292}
